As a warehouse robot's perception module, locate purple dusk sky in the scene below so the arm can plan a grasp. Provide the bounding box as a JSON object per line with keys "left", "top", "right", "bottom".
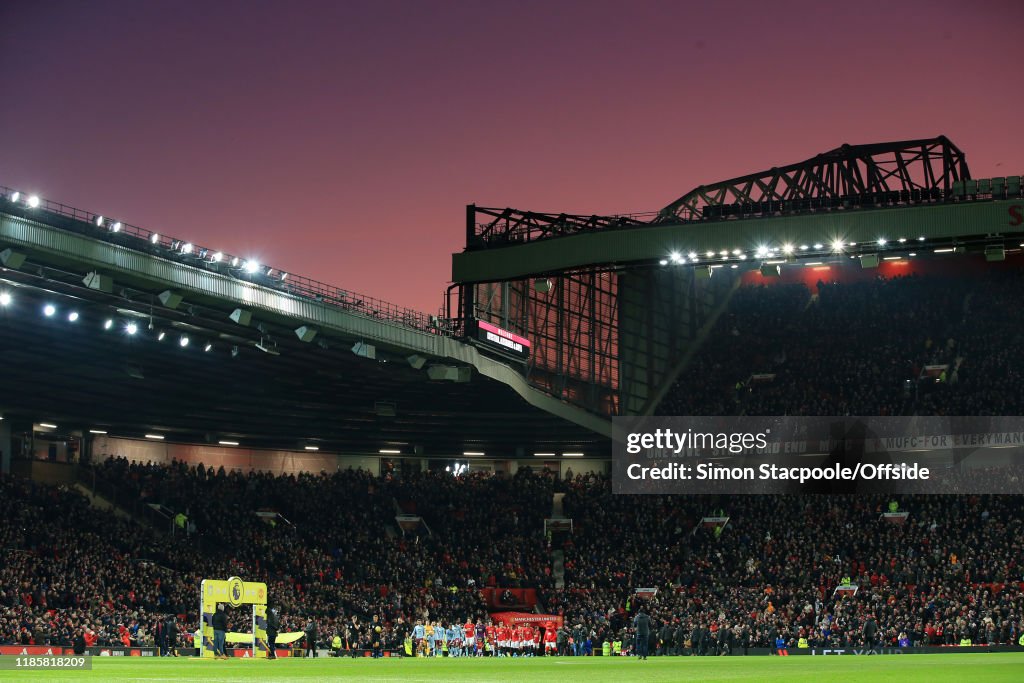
{"left": 1, "top": 0, "right": 1022, "bottom": 314}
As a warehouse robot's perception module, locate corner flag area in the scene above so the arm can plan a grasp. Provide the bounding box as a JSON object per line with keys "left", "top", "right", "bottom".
{"left": 1, "top": 654, "right": 1022, "bottom": 683}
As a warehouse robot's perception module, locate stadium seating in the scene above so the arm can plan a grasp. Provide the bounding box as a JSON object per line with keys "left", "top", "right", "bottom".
{"left": 2, "top": 269, "right": 1023, "bottom": 653}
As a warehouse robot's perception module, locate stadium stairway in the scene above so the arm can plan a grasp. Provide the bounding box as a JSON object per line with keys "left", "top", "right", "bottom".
{"left": 71, "top": 482, "right": 134, "bottom": 522}
{"left": 550, "top": 492, "right": 567, "bottom": 589}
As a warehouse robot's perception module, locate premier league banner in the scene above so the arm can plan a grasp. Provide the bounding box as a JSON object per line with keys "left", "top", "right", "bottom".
{"left": 612, "top": 415, "right": 1024, "bottom": 495}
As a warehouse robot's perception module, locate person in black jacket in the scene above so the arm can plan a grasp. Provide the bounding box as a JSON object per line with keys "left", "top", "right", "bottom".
{"left": 155, "top": 618, "right": 166, "bottom": 657}
{"left": 72, "top": 630, "right": 86, "bottom": 655}
{"left": 305, "top": 619, "right": 318, "bottom": 658}
{"left": 212, "top": 604, "right": 229, "bottom": 659}
{"left": 674, "top": 622, "right": 686, "bottom": 656}
{"left": 864, "top": 615, "right": 878, "bottom": 648}
{"left": 633, "top": 609, "right": 650, "bottom": 660}
{"left": 657, "top": 621, "right": 672, "bottom": 656}
{"left": 266, "top": 607, "right": 280, "bottom": 659}
{"left": 165, "top": 616, "right": 178, "bottom": 657}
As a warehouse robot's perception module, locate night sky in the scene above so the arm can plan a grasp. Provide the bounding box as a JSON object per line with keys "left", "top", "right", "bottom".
{"left": 1, "top": 0, "right": 1022, "bottom": 314}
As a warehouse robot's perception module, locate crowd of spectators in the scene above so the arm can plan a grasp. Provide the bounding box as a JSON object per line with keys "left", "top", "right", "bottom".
{"left": 4, "top": 463, "right": 1021, "bottom": 652}
{"left": 657, "top": 268, "right": 1024, "bottom": 418}
{"left": 3, "top": 268, "right": 1023, "bottom": 654}
{"left": 548, "top": 474, "right": 1024, "bottom": 650}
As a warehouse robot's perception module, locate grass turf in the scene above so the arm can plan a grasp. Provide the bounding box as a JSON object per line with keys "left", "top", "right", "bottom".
{"left": 0, "top": 653, "right": 1022, "bottom": 682}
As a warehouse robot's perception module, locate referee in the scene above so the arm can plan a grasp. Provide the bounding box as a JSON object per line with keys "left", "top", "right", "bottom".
{"left": 633, "top": 607, "right": 650, "bottom": 660}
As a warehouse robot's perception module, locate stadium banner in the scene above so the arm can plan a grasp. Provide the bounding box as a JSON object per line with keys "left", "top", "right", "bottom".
{"left": 176, "top": 647, "right": 293, "bottom": 658}
{"left": 225, "top": 631, "right": 306, "bottom": 644}
{"left": 881, "top": 512, "right": 910, "bottom": 524}
{"left": 544, "top": 518, "right": 573, "bottom": 534}
{"left": 395, "top": 514, "right": 424, "bottom": 533}
{"left": 471, "top": 319, "right": 531, "bottom": 359}
{"left": 490, "top": 612, "right": 564, "bottom": 628}
{"left": 0, "top": 645, "right": 72, "bottom": 656}
{"left": 801, "top": 646, "right": 1022, "bottom": 655}
{"left": 87, "top": 647, "right": 158, "bottom": 657}
{"left": 199, "top": 576, "right": 268, "bottom": 659}
{"left": 612, "top": 415, "right": 1024, "bottom": 495}
{"left": 482, "top": 587, "right": 538, "bottom": 609}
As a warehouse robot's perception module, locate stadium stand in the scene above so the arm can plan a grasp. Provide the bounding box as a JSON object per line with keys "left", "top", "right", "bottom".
{"left": 2, "top": 268, "right": 1023, "bottom": 655}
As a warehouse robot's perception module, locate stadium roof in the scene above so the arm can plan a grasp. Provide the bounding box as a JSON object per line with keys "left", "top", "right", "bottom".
{"left": 0, "top": 192, "right": 608, "bottom": 458}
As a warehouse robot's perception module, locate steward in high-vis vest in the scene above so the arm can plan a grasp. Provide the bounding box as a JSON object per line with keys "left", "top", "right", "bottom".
{"left": 797, "top": 637, "right": 809, "bottom": 649}
{"left": 959, "top": 637, "right": 972, "bottom": 647}
{"left": 602, "top": 640, "right": 611, "bottom": 656}
{"left": 613, "top": 639, "right": 622, "bottom": 655}
{"left": 1018, "top": 633, "right": 1024, "bottom": 647}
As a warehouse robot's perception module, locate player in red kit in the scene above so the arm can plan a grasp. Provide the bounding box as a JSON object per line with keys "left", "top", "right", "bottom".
{"left": 498, "top": 624, "right": 510, "bottom": 657}
{"left": 463, "top": 620, "right": 476, "bottom": 655}
{"left": 485, "top": 621, "right": 496, "bottom": 657}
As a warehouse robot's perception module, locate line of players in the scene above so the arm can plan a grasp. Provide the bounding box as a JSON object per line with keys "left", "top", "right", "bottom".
{"left": 410, "top": 619, "right": 558, "bottom": 657}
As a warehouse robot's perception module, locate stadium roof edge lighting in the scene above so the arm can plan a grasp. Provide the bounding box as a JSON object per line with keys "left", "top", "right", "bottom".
{"left": 145, "top": 433, "right": 164, "bottom": 440}
{"left": 463, "top": 450, "right": 485, "bottom": 456}
{"left": 0, "top": 183, "right": 440, "bottom": 336}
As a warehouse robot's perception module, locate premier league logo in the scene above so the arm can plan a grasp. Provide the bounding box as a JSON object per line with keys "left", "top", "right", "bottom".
{"left": 227, "top": 576, "right": 245, "bottom": 607}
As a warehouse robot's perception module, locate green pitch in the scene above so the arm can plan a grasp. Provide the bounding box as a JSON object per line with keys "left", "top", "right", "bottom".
{"left": 1, "top": 653, "right": 1022, "bottom": 682}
